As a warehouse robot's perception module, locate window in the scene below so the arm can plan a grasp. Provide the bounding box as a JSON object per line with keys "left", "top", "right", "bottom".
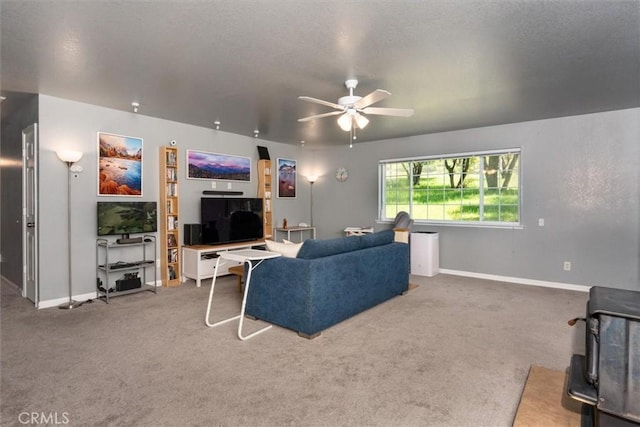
{"left": 379, "top": 149, "right": 521, "bottom": 226}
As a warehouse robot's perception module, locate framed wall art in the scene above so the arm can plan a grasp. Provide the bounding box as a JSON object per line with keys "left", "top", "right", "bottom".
{"left": 98, "top": 132, "right": 143, "bottom": 196}
{"left": 186, "top": 150, "right": 251, "bottom": 181}
{"left": 277, "top": 158, "right": 297, "bottom": 198}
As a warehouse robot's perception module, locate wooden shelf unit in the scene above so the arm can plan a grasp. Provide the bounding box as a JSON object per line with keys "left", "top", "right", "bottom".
{"left": 159, "top": 146, "right": 181, "bottom": 287}
{"left": 257, "top": 159, "right": 273, "bottom": 240}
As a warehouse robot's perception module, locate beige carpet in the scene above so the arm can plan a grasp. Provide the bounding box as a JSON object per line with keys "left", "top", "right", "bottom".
{"left": 1, "top": 274, "right": 589, "bottom": 426}
{"left": 513, "top": 365, "right": 582, "bottom": 427}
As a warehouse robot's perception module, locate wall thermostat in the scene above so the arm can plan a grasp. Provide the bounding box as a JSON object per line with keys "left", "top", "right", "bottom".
{"left": 170, "top": 140, "right": 177, "bottom": 146}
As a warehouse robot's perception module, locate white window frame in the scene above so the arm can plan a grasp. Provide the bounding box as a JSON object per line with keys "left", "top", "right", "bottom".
{"left": 378, "top": 148, "right": 522, "bottom": 228}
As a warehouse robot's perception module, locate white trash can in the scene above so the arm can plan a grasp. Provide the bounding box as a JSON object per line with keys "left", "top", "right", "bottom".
{"left": 410, "top": 232, "right": 439, "bottom": 277}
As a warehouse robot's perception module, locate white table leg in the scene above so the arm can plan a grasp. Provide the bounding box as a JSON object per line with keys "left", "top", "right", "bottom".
{"left": 205, "top": 257, "right": 240, "bottom": 327}
{"left": 237, "top": 260, "right": 272, "bottom": 340}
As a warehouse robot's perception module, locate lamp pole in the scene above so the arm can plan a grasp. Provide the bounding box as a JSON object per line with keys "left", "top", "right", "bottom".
{"left": 307, "top": 175, "right": 318, "bottom": 227}
{"left": 310, "top": 181, "right": 314, "bottom": 226}
{"left": 56, "top": 151, "right": 83, "bottom": 309}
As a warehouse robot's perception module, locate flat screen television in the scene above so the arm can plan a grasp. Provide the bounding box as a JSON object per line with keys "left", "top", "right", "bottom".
{"left": 97, "top": 201, "right": 158, "bottom": 237}
{"left": 201, "top": 197, "right": 263, "bottom": 245}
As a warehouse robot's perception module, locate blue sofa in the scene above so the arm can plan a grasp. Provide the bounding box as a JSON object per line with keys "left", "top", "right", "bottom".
{"left": 245, "top": 229, "right": 409, "bottom": 338}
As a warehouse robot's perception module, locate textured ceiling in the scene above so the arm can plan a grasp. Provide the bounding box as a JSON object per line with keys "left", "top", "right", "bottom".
{"left": 2, "top": 1, "right": 639, "bottom": 147}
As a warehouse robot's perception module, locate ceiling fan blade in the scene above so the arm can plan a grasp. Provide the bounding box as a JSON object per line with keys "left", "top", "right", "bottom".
{"left": 298, "top": 96, "right": 343, "bottom": 110}
{"left": 355, "top": 89, "right": 391, "bottom": 109}
{"left": 298, "top": 110, "right": 344, "bottom": 122}
{"left": 362, "top": 107, "right": 414, "bottom": 117}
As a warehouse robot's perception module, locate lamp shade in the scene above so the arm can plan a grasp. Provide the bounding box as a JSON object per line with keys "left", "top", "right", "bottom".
{"left": 307, "top": 175, "right": 318, "bottom": 183}
{"left": 354, "top": 113, "right": 369, "bottom": 129}
{"left": 337, "top": 114, "right": 352, "bottom": 132}
{"left": 56, "top": 150, "right": 83, "bottom": 163}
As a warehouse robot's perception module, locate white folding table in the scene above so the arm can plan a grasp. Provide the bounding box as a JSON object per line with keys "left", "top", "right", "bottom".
{"left": 204, "top": 249, "right": 281, "bottom": 340}
{"left": 274, "top": 226, "right": 316, "bottom": 243}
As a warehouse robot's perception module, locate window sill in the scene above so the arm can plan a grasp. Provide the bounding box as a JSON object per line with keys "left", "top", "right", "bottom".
{"left": 376, "top": 219, "right": 524, "bottom": 230}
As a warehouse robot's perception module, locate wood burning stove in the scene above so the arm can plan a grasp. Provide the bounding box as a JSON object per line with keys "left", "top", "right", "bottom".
{"left": 567, "top": 286, "right": 640, "bottom": 426}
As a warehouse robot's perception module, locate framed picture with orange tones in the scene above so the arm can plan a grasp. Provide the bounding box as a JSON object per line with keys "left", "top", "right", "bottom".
{"left": 97, "top": 132, "right": 143, "bottom": 196}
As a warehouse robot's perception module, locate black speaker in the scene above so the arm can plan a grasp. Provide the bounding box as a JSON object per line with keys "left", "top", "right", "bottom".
{"left": 257, "top": 145, "right": 270, "bottom": 160}
{"left": 184, "top": 224, "right": 202, "bottom": 246}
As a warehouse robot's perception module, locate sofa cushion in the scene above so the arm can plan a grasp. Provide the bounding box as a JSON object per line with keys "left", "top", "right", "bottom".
{"left": 296, "top": 235, "right": 362, "bottom": 259}
{"left": 359, "top": 229, "right": 394, "bottom": 249}
{"left": 265, "top": 239, "right": 303, "bottom": 258}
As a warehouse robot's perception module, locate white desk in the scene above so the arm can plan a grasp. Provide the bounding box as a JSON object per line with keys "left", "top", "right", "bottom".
{"left": 204, "top": 249, "right": 281, "bottom": 340}
{"left": 183, "top": 240, "right": 265, "bottom": 287}
{"left": 274, "top": 226, "right": 316, "bottom": 243}
{"left": 344, "top": 226, "right": 374, "bottom": 236}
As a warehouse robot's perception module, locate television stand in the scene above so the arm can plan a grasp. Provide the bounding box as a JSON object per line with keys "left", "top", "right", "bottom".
{"left": 182, "top": 240, "right": 266, "bottom": 287}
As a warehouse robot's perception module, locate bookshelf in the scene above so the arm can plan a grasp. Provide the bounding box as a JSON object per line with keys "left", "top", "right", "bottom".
{"left": 159, "top": 146, "right": 181, "bottom": 287}
{"left": 257, "top": 159, "right": 273, "bottom": 240}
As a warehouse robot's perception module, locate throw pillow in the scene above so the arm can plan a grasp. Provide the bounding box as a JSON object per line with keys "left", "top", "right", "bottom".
{"left": 265, "top": 239, "right": 303, "bottom": 258}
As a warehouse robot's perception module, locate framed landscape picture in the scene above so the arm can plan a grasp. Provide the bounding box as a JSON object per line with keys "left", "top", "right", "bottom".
{"left": 186, "top": 150, "right": 251, "bottom": 181}
{"left": 98, "top": 132, "right": 143, "bottom": 196}
{"left": 277, "top": 158, "right": 296, "bottom": 198}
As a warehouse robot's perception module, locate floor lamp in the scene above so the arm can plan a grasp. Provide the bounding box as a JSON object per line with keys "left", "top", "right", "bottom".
{"left": 56, "top": 150, "right": 83, "bottom": 309}
{"left": 307, "top": 175, "right": 318, "bottom": 226}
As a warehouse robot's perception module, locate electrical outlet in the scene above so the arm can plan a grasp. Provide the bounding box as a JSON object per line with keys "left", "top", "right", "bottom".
{"left": 211, "top": 182, "right": 216, "bottom": 189}
{"left": 538, "top": 218, "right": 544, "bottom": 227}
{"left": 563, "top": 261, "right": 571, "bottom": 271}
{"left": 227, "top": 182, "right": 232, "bottom": 189}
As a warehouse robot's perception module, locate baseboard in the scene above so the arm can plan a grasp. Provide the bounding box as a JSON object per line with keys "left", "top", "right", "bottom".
{"left": 0, "top": 275, "right": 22, "bottom": 295}
{"left": 38, "top": 291, "right": 100, "bottom": 309}
{"left": 38, "top": 281, "right": 162, "bottom": 309}
{"left": 438, "top": 269, "right": 590, "bottom": 292}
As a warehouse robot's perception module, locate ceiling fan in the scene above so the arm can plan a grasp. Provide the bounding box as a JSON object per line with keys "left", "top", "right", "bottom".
{"left": 298, "top": 79, "right": 414, "bottom": 132}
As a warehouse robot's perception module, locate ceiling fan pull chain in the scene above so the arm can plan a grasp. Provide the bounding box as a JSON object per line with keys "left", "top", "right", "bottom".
{"left": 350, "top": 126, "right": 355, "bottom": 148}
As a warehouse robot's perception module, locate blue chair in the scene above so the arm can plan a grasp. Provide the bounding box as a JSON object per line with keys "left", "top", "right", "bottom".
{"left": 393, "top": 211, "right": 413, "bottom": 230}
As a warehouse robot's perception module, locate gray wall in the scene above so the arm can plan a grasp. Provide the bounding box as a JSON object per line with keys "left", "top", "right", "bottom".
{"left": 303, "top": 108, "right": 639, "bottom": 290}
{"left": 36, "top": 95, "right": 305, "bottom": 301}
{"left": 5, "top": 94, "right": 638, "bottom": 303}
{"left": 0, "top": 94, "right": 38, "bottom": 286}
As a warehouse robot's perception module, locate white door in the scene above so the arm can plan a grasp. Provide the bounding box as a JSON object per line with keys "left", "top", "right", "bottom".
{"left": 23, "top": 124, "right": 38, "bottom": 304}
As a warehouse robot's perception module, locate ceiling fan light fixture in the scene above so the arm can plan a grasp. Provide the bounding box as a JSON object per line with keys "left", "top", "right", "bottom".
{"left": 299, "top": 79, "right": 412, "bottom": 136}
{"left": 337, "top": 114, "right": 352, "bottom": 131}
{"left": 354, "top": 113, "right": 369, "bottom": 129}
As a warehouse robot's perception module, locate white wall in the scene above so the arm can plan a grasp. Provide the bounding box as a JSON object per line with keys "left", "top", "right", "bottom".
{"left": 37, "top": 95, "right": 307, "bottom": 301}
{"left": 303, "top": 108, "right": 640, "bottom": 290}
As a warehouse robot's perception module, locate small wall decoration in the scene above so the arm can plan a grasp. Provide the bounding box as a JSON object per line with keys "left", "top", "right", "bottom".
{"left": 186, "top": 150, "right": 251, "bottom": 181}
{"left": 98, "top": 132, "right": 143, "bottom": 196}
{"left": 277, "top": 158, "right": 297, "bottom": 198}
